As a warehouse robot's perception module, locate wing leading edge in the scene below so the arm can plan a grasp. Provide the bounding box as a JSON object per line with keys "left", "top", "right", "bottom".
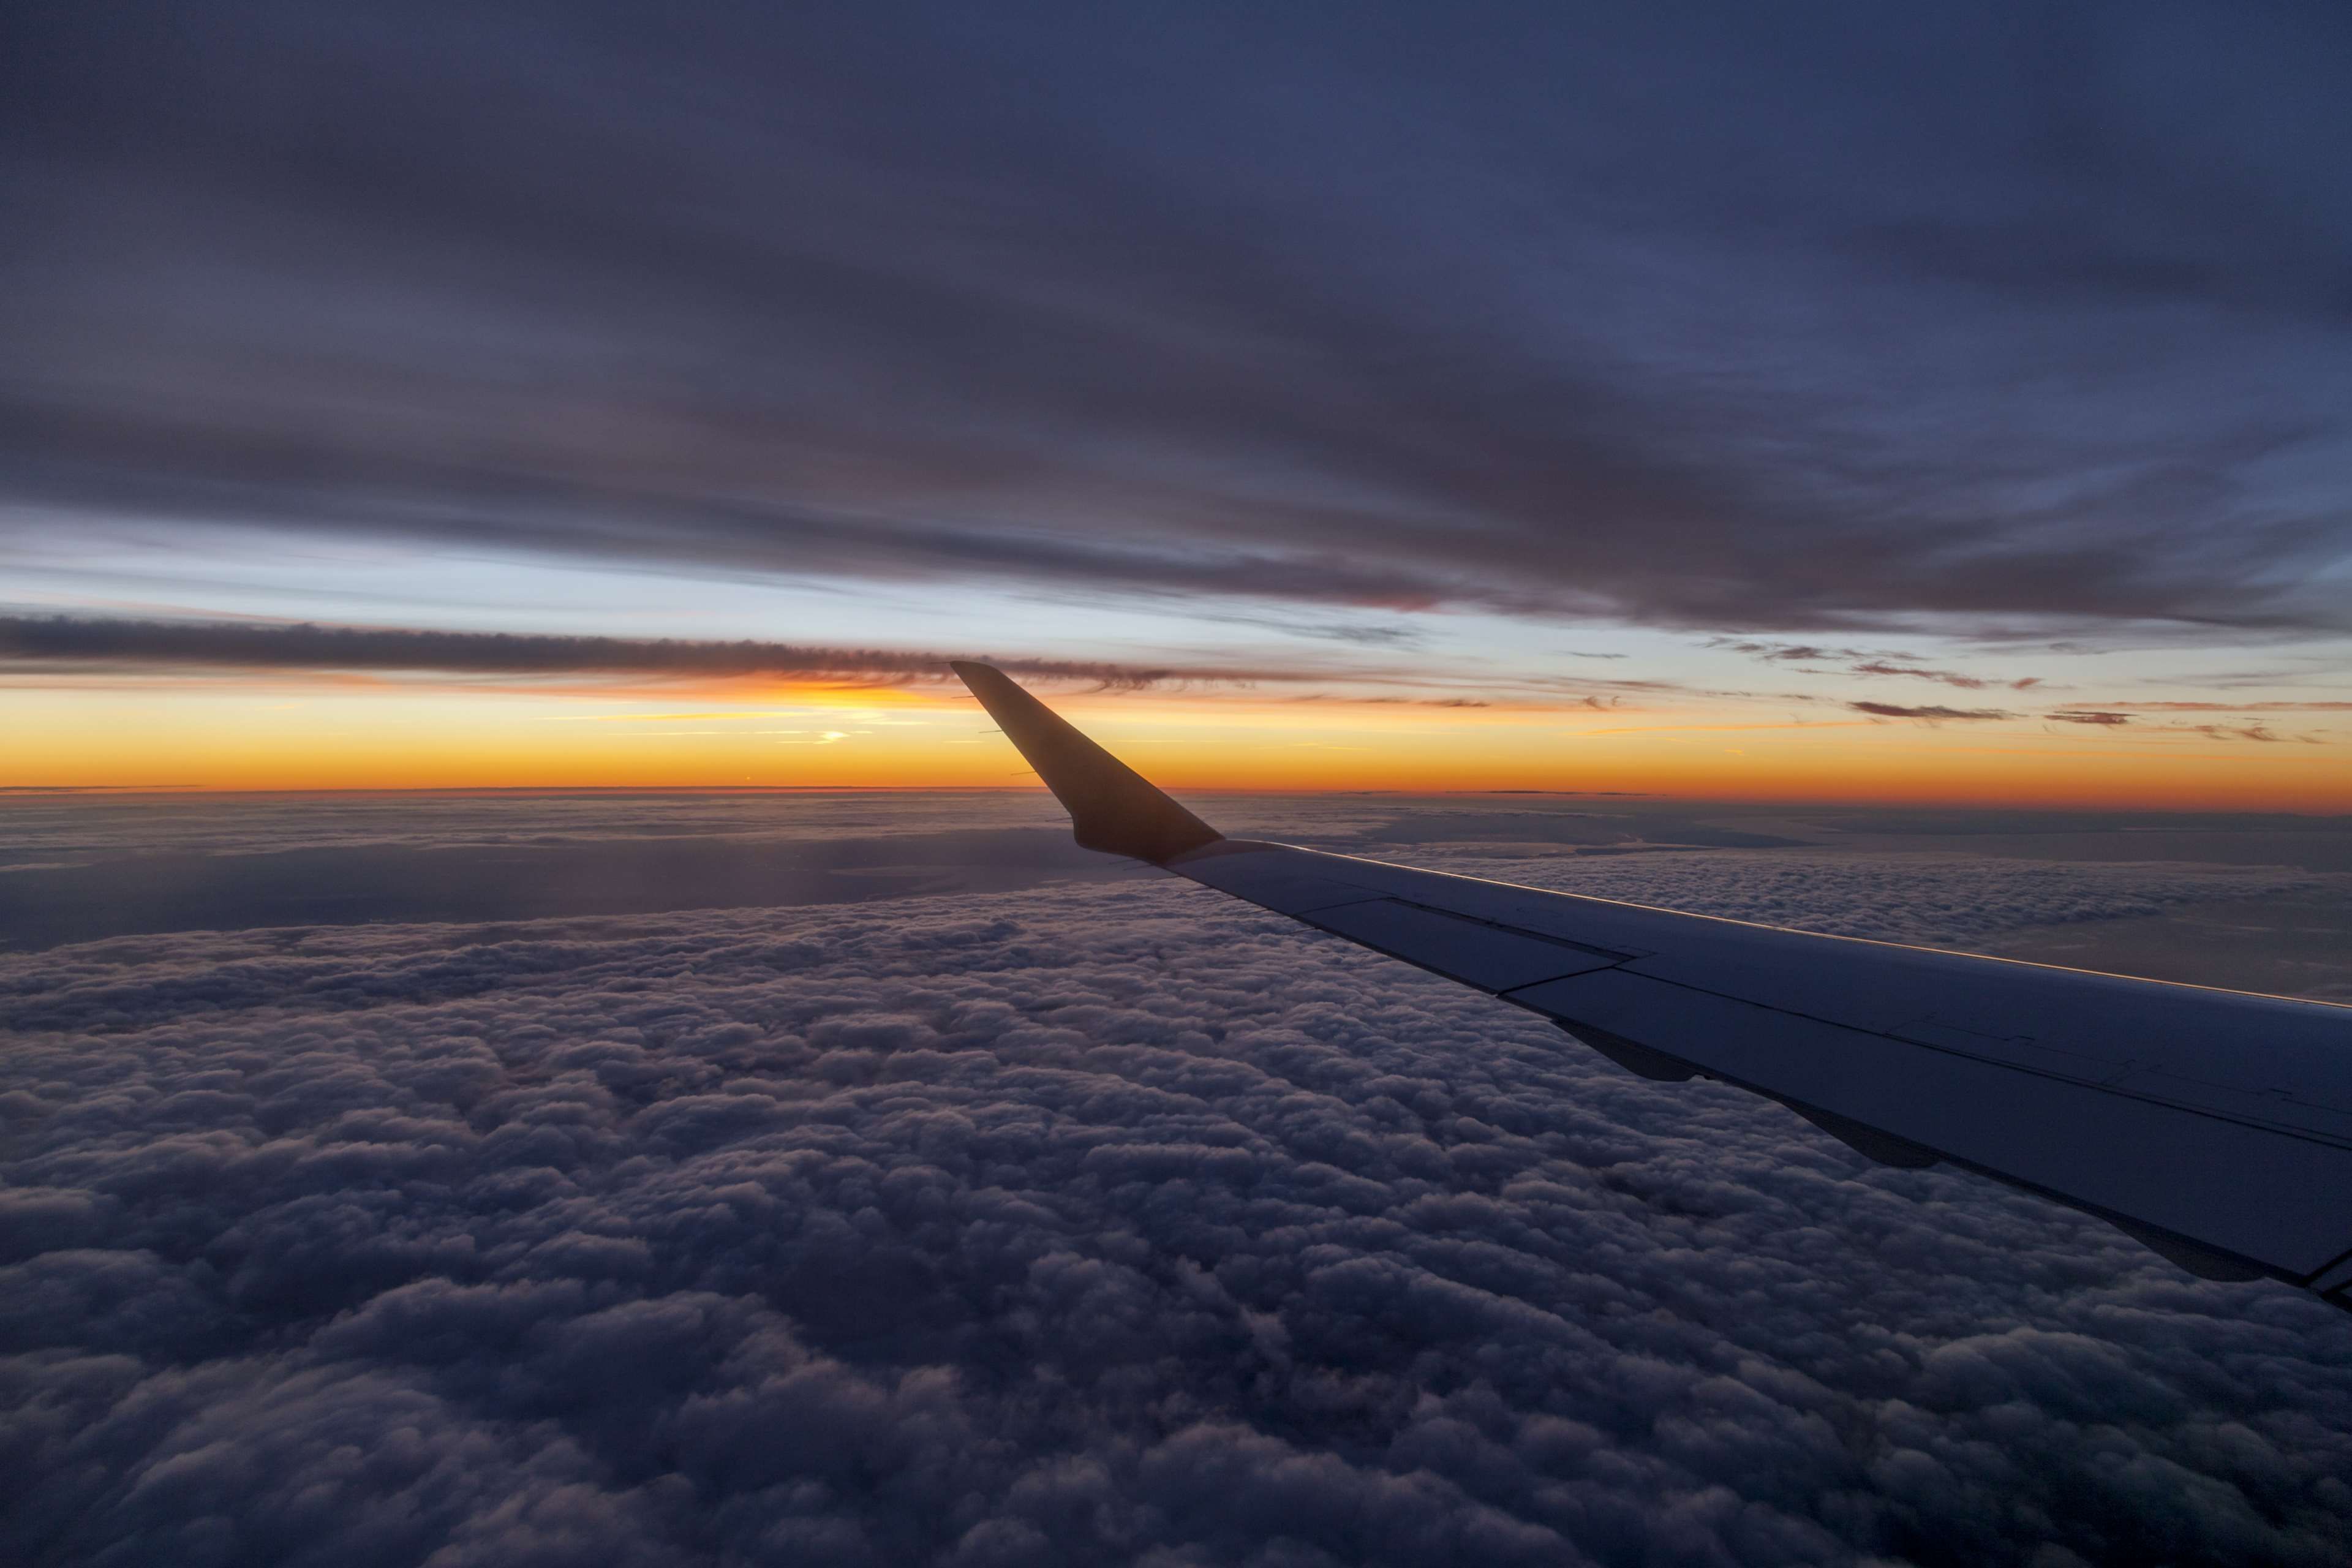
{"left": 954, "top": 664, "right": 2352, "bottom": 1308}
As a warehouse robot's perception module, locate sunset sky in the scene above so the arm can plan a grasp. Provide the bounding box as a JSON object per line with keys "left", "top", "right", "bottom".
{"left": 6, "top": 0, "right": 2350, "bottom": 805}
{"left": 13, "top": 10, "right": 2352, "bottom": 1564}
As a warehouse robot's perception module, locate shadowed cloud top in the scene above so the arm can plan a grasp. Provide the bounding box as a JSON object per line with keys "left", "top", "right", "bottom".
{"left": 6, "top": 813, "right": 2352, "bottom": 1564}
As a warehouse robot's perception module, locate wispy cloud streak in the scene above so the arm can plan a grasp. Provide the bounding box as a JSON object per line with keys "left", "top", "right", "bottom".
{"left": 1851, "top": 701, "right": 2014, "bottom": 722}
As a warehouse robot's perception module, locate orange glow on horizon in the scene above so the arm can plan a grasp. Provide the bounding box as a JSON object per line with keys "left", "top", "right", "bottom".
{"left": 6, "top": 675, "right": 2348, "bottom": 810}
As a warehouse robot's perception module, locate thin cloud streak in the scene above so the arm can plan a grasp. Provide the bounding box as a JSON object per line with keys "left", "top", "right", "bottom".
{"left": 0, "top": 615, "right": 1272, "bottom": 692}
{"left": 2177, "top": 723, "right": 2297, "bottom": 744}
{"left": 0, "top": 615, "right": 1702, "bottom": 710}
{"left": 1850, "top": 660, "right": 1991, "bottom": 690}
{"left": 2090, "top": 701, "right": 2352, "bottom": 712}
{"left": 1716, "top": 641, "right": 2043, "bottom": 692}
{"left": 1582, "top": 720, "right": 1876, "bottom": 736}
{"left": 1850, "top": 701, "right": 2015, "bottom": 722}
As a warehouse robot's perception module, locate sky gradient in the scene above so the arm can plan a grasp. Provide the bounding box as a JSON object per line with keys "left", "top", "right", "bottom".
{"left": 5, "top": 1, "right": 2350, "bottom": 802}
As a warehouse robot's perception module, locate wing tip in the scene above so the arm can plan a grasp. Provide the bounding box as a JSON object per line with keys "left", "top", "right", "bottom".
{"left": 951, "top": 660, "right": 1223, "bottom": 864}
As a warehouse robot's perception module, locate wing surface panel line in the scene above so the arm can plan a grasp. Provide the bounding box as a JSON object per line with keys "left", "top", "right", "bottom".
{"left": 1518, "top": 965, "right": 2352, "bottom": 1154}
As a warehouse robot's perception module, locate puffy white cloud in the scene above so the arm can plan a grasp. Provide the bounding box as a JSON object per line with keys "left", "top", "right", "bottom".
{"left": 4, "top": 855, "right": 2350, "bottom": 1566}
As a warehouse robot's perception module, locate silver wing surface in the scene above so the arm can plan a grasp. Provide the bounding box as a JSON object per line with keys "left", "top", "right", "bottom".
{"left": 952, "top": 663, "right": 2352, "bottom": 1306}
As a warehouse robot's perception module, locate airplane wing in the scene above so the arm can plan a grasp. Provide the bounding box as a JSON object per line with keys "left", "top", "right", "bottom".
{"left": 952, "top": 662, "right": 2352, "bottom": 1308}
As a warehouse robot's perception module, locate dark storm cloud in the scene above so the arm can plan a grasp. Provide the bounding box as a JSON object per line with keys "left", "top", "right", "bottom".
{"left": 0, "top": 614, "right": 1289, "bottom": 690}
{"left": 5, "top": 848, "right": 2348, "bottom": 1566}
{"left": 1850, "top": 701, "right": 2014, "bottom": 721}
{"left": 6, "top": 2, "right": 2351, "bottom": 635}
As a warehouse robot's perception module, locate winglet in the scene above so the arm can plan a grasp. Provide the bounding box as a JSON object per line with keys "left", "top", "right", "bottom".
{"left": 951, "top": 662, "right": 1224, "bottom": 864}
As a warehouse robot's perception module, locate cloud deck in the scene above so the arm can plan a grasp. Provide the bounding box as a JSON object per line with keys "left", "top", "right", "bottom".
{"left": 6, "top": 807, "right": 2350, "bottom": 1564}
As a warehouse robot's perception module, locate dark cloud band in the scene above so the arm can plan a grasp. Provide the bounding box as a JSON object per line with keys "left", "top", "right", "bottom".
{"left": 0, "top": 614, "right": 1255, "bottom": 690}
{"left": 1850, "top": 701, "right": 2013, "bottom": 721}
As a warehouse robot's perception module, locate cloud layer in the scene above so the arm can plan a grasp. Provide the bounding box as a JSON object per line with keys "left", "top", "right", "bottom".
{"left": 6, "top": 843, "right": 2350, "bottom": 1565}
{"left": 6, "top": 2, "right": 2351, "bottom": 636}
{"left": 1850, "top": 701, "right": 2013, "bottom": 722}
{"left": 0, "top": 615, "right": 1261, "bottom": 690}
